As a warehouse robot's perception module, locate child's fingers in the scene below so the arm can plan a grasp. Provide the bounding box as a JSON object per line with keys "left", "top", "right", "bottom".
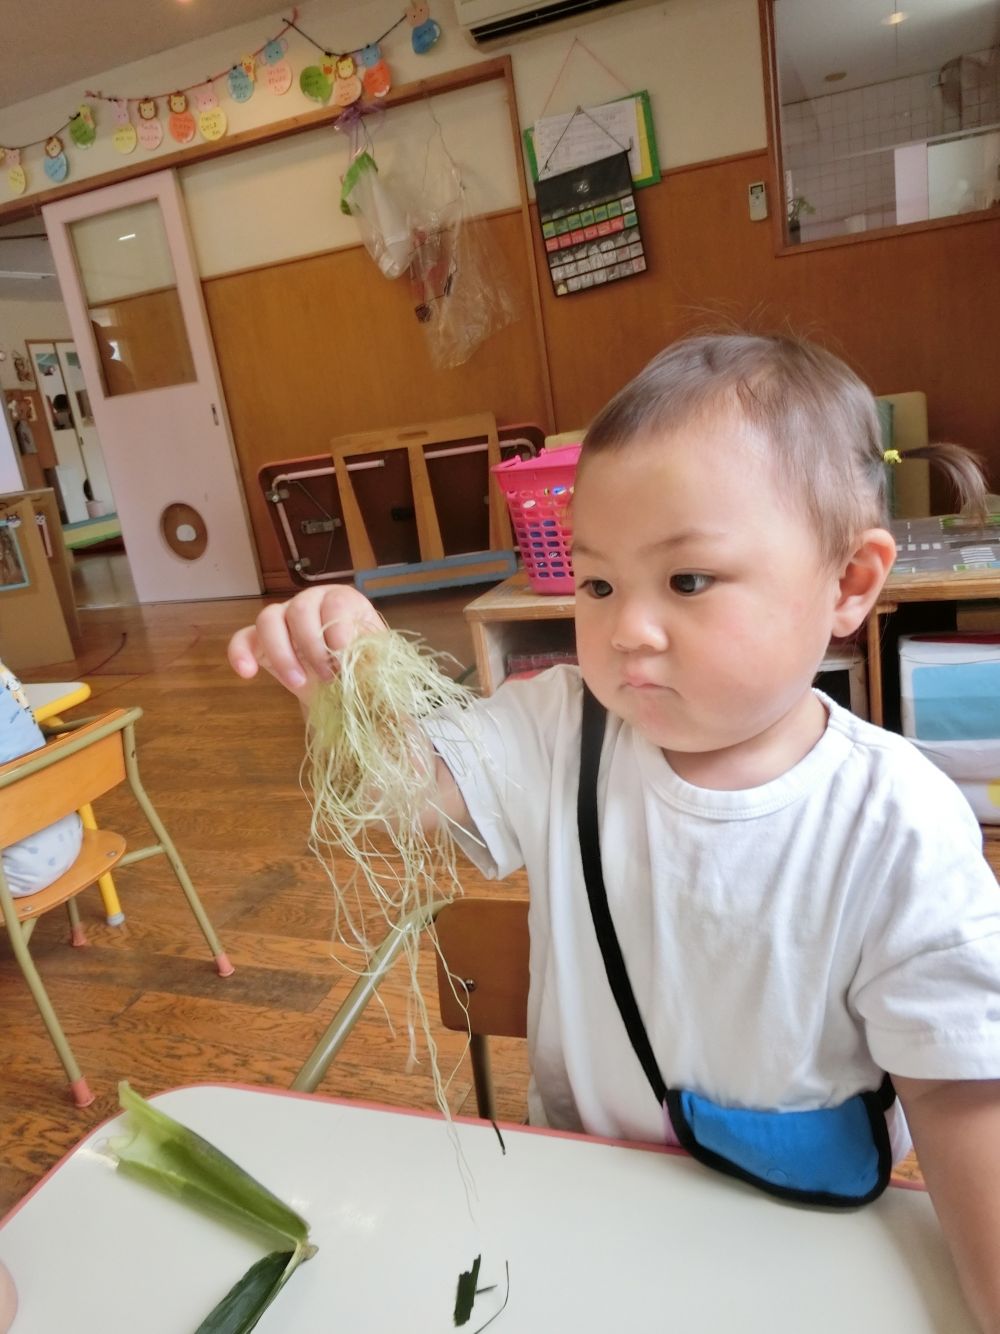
{"left": 285, "top": 586, "right": 382, "bottom": 679}
{"left": 252, "top": 602, "right": 312, "bottom": 689}
{"left": 226, "top": 625, "right": 262, "bottom": 680}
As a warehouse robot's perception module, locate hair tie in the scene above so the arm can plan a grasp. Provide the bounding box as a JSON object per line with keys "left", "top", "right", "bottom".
{"left": 882, "top": 449, "right": 902, "bottom": 465}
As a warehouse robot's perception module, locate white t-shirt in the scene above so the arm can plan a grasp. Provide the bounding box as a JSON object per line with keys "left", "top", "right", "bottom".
{"left": 427, "top": 666, "right": 1000, "bottom": 1147}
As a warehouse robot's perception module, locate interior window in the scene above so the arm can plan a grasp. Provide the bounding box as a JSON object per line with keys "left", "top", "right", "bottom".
{"left": 769, "top": 0, "right": 1000, "bottom": 246}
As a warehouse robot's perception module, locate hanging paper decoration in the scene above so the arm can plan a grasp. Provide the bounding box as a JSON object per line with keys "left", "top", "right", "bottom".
{"left": 261, "top": 38, "right": 293, "bottom": 95}
{"left": 110, "top": 99, "right": 138, "bottom": 154}
{"left": 5, "top": 149, "right": 27, "bottom": 196}
{"left": 43, "top": 135, "right": 69, "bottom": 183}
{"left": 228, "top": 56, "right": 255, "bottom": 104}
{"left": 194, "top": 83, "right": 227, "bottom": 141}
{"left": 406, "top": 0, "right": 441, "bottom": 54}
{"left": 360, "top": 43, "right": 392, "bottom": 99}
{"left": 68, "top": 104, "right": 97, "bottom": 149}
{"left": 168, "top": 91, "right": 197, "bottom": 144}
{"left": 137, "top": 98, "right": 164, "bottom": 150}
{"left": 332, "top": 53, "right": 363, "bottom": 108}
{"left": 300, "top": 62, "right": 333, "bottom": 104}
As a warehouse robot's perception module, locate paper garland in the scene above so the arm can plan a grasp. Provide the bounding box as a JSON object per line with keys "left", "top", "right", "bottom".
{"left": 0, "top": 5, "right": 446, "bottom": 196}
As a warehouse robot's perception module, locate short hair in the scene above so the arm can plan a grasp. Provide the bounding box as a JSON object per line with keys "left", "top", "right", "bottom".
{"left": 582, "top": 333, "right": 987, "bottom": 565}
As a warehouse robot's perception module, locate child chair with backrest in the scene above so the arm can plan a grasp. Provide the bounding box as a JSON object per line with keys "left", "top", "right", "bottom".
{"left": 0, "top": 706, "right": 233, "bottom": 1108}
{"left": 292, "top": 896, "right": 529, "bottom": 1121}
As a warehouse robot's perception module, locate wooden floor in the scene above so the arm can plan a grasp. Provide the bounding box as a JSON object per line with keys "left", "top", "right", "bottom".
{"left": 1, "top": 560, "right": 529, "bottom": 1216}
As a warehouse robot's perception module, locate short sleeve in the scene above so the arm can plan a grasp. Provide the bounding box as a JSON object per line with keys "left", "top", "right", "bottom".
{"left": 423, "top": 666, "right": 581, "bottom": 882}
{"left": 851, "top": 772, "right": 1000, "bottom": 1081}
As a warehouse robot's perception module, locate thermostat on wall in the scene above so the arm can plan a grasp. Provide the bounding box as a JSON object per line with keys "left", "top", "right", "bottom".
{"left": 748, "top": 181, "right": 768, "bottom": 221}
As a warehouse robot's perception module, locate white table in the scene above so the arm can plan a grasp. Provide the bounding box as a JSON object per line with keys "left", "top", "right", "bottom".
{"left": 0, "top": 1084, "right": 974, "bottom": 1332}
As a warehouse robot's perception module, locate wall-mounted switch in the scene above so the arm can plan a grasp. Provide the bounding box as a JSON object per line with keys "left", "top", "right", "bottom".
{"left": 748, "top": 181, "right": 768, "bottom": 221}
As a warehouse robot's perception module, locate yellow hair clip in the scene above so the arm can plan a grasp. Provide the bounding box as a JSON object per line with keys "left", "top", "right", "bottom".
{"left": 882, "top": 449, "right": 902, "bottom": 465}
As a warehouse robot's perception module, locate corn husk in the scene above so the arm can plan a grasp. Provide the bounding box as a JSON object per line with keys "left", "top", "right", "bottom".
{"left": 109, "top": 1082, "right": 316, "bottom": 1333}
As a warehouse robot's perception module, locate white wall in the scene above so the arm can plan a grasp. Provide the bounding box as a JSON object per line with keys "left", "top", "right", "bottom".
{"left": 0, "top": 299, "right": 73, "bottom": 391}
{"left": 0, "top": 402, "right": 24, "bottom": 491}
{"left": 0, "top": 0, "right": 766, "bottom": 278}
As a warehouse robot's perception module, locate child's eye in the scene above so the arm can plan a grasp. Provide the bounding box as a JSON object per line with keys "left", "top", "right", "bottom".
{"left": 580, "top": 578, "right": 614, "bottom": 599}
{"left": 670, "top": 572, "right": 714, "bottom": 596}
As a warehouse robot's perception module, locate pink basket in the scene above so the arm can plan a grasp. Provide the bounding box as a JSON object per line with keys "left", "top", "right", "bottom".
{"left": 492, "top": 445, "right": 580, "bottom": 594}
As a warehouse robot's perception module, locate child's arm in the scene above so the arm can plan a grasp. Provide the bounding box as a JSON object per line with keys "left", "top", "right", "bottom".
{"left": 227, "top": 587, "right": 472, "bottom": 835}
{"left": 894, "top": 1074, "right": 1000, "bottom": 1333}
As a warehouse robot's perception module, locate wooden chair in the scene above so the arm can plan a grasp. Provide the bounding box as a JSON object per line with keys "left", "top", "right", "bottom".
{"left": 0, "top": 707, "right": 234, "bottom": 1108}
{"left": 292, "top": 897, "right": 529, "bottom": 1121}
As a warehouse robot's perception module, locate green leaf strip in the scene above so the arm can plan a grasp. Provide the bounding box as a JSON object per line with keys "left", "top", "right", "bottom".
{"left": 112, "top": 1082, "right": 310, "bottom": 1252}
{"left": 453, "top": 1253, "right": 482, "bottom": 1327}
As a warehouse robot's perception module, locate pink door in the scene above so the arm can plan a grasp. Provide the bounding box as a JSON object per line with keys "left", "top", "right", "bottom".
{"left": 44, "top": 171, "right": 260, "bottom": 601}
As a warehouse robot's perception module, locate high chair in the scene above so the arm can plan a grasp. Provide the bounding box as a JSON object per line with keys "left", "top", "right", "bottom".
{"left": 0, "top": 707, "right": 234, "bottom": 1108}
{"left": 292, "top": 896, "right": 529, "bottom": 1121}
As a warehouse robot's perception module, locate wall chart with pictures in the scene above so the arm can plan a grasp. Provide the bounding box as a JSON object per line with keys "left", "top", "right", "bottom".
{"left": 536, "top": 150, "right": 645, "bottom": 297}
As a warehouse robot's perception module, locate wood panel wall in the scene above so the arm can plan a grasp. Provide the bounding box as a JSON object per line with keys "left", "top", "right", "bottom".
{"left": 203, "top": 212, "right": 549, "bottom": 588}
{"left": 535, "top": 151, "right": 1000, "bottom": 481}
{"left": 203, "top": 150, "right": 1000, "bottom": 590}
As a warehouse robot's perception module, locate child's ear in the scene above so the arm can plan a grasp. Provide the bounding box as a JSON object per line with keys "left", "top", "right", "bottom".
{"left": 831, "top": 528, "right": 896, "bottom": 637}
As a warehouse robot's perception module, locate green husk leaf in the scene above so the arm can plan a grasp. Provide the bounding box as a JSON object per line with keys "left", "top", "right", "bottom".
{"left": 195, "top": 1246, "right": 307, "bottom": 1334}
{"left": 110, "top": 1082, "right": 311, "bottom": 1252}
{"left": 454, "top": 1254, "right": 482, "bottom": 1326}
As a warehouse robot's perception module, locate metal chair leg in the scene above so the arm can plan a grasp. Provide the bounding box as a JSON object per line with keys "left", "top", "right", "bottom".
{"left": 66, "top": 896, "right": 87, "bottom": 947}
{"left": 79, "top": 802, "right": 124, "bottom": 925}
{"left": 470, "top": 1034, "right": 497, "bottom": 1122}
{"left": 292, "top": 900, "right": 449, "bottom": 1093}
{"left": 3, "top": 903, "right": 94, "bottom": 1107}
{"left": 122, "top": 725, "right": 234, "bottom": 978}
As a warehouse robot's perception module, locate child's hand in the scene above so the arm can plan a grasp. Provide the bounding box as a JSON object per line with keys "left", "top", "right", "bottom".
{"left": 227, "top": 586, "right": 384, "bottom": 699}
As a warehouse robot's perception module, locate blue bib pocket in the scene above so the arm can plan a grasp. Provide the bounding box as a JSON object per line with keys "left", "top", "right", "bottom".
{"left": 666, "top": 1080, "right": 894, "bottom": 1207}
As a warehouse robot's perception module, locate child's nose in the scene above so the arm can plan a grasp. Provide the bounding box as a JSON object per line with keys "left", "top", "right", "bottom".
{"left": 610, "top": 600, "right": 669, "bottom": 653}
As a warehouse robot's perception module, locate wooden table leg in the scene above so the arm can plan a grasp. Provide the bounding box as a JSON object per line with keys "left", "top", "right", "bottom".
{"left": 866, "top": 604, "right": 896, "bottom": 729}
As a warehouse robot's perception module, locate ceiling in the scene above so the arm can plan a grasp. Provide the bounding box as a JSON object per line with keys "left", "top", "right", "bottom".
{"left": 777, "top": 0, "right": 1000, "bottom": 102}
{"left": 0, "top": 0, "right": 290, "bottom": 110}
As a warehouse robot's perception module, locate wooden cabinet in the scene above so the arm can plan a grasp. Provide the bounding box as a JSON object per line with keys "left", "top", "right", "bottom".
{"left": 0, "top": 488, "right": 78, "bottom": 671}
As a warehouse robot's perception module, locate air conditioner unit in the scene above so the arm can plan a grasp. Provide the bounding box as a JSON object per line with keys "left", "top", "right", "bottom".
{"left": 455, "top": 0, "right": 658, "bottom": 47}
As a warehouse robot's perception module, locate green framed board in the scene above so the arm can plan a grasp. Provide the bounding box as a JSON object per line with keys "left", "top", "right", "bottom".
{"left": 523, "top": 90, "right": 660, "bottom": 190}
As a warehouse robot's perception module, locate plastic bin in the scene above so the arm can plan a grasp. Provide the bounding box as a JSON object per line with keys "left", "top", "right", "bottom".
{"left": 491, "top": 445, "right": 580, "bottom": 594}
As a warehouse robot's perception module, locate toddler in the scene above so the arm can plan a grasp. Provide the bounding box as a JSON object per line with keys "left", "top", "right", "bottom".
{"left": 0, "top": 659, "right": 83, "bottom": 896}
{"left": 229, "top": 334, "right": 1000, "bottom": 1331}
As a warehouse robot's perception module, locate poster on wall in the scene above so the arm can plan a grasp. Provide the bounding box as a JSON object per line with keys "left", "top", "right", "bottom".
{"left": 536, "top": 150, "right": 646, "bottom": 297}
{"left": 0, "top": 521, "right": 29, "bottom": 591}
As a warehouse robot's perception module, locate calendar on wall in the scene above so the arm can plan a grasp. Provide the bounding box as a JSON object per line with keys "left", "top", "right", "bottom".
{"left": 536, "top": 151, "right": 646, "bottom": 298}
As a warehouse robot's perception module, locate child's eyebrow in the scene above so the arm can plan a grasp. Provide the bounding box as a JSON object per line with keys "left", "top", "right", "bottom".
{"left": 573, "top": 528, "right": 725, "bottom": 560}
{"left": 645, "top": 528, "right": 726, "bottom": 553}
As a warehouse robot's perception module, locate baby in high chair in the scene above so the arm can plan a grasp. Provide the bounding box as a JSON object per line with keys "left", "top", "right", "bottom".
{"left": 230, "top": 333, "right": 1000, "bottom": 1332}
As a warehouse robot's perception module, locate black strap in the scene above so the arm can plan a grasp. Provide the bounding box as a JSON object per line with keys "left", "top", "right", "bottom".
{"left": 577, "top": 684, "right": 896, "bottom": 1122}
{"left": 578, "top": 683, "right": 667, "bottom": 1106}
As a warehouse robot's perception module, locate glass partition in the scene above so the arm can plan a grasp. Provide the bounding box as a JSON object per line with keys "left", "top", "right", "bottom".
{"left": 68, "top": 199, "right": 195, "bottom": 395}
{"left": 771, "top": 0, "right": 1000, "bottom": 245}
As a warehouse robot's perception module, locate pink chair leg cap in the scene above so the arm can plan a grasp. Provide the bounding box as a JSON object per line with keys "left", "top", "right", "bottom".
{"left": 215, "top": 952, "right": 235, "bottom": 977}
{"left": 71, "top": 1078, "right": 95, "bottom": 1108}
{"left": 70, "top": 924, "right": 88, "bottom": 947}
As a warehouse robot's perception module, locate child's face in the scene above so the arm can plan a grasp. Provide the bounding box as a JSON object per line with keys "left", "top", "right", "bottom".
{"left": 572, "top": 405, "right": 843, "bottom": 782}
